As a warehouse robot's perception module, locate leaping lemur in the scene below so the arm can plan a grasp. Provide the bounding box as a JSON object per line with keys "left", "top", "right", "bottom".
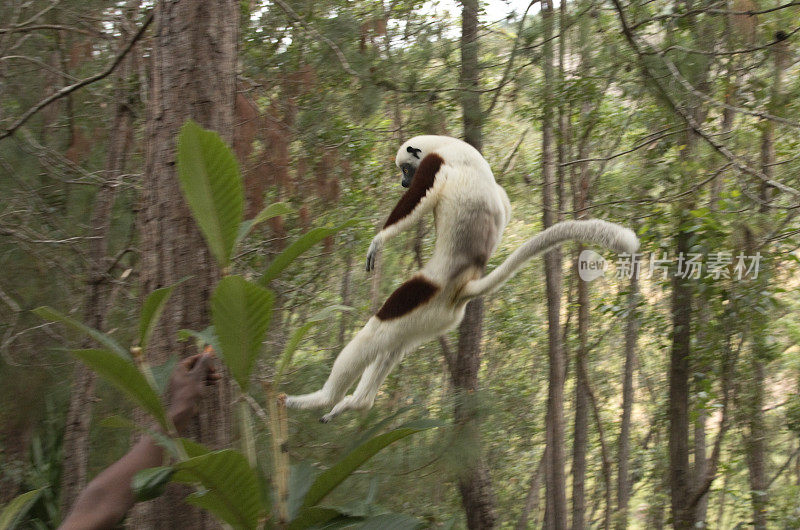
{"left": 285, "top": 135, "right": 639, "bottom": 422}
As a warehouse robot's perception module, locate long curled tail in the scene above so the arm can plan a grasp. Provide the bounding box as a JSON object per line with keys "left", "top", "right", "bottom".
{"left": 459, "top": 219, "right": 639, "bottom": 301}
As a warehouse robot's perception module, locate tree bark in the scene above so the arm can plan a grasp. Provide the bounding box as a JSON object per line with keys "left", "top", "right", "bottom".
{"left": 743, "top": 32, "right": 786, "bottom": 530}
{"left": 540, "top": 0, "right": 567, "bottom": 527}
{"left": 515, "top": 452, "right": 545, "bottom": 530}
{"left": 59, "top": 3, "right": 138, "bottom": 514}
{"left": 615, "top": 274, "right": 638, "bottom": 530}
{"left": 668, "top": 225, "right": 692, "bottom": 529}
{"left": 448, "top": 2, "right": 497, "bottom": 528}
{"left": 132, "top": 0, "right": 238, "bottom": 526}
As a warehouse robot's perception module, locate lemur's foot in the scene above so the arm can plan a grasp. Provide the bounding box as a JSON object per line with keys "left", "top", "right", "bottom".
{"left": 284, "top": 391, "right": 333, "bottom": 410}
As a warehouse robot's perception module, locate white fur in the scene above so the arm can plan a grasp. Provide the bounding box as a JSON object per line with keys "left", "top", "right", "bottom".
{"left": 285, "top": 136, "right": 639, "bottom": 421}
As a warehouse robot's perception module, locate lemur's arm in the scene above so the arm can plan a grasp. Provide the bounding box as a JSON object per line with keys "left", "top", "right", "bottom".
{"left": 366, "top": 154, "right": 444, "bottom": 271}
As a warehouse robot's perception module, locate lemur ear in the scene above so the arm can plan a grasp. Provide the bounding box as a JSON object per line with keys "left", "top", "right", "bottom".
{"left": 407, "top": 146, "right": 422, "bottom": 159}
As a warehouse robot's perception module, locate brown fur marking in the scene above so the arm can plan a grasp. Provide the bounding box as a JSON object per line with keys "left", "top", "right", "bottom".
{"left": 384, "top": 153, "right": 443, "bottom": 228}
{"left": 376, "top": 276, "right": 439, "bottom": 320}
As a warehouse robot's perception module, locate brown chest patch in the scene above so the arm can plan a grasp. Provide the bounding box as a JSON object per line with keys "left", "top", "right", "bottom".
{"left": 384, "top": 153, "right": 444, "bottom": 228}
{"left": 376, "top": 276, "right": 440, "bottom": 321}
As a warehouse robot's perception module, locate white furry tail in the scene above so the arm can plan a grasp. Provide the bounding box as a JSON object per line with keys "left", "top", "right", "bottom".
{"left": 460, "top": 219, "right": 639, "bottom": 301}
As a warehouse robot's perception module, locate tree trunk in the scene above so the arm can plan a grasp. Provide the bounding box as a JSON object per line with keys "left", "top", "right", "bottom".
{"left": 132, "top": 0, "right": 238, "bottom": 526}
{"left": 540, "top": 0, "right": 567, "bottom": 527}
{"left": 571, "top": 269, "right": 588, "bottom": 530}
{"left": 448, "top": 2, "right": 497, "bottom": 528}
{"left": 744, "top": 33, "right": 786, "bottom": 530}
{"left": 59, "top": 3, "right": 138, "bottom": 514}
{"left": 692, "top": 316, "right": 709, "bottom": 527}
{"left": 516, "top": 453, "right": 545, "bottom": 529}
{"left": 668, "top": 225, "right": 692, "bottom": 529}
{"left": 615, "top": 274, "right": 638, "bottom": 530}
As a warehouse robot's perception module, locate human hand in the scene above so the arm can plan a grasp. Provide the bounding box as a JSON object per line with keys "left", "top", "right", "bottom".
{"left": 167, "top": 349, "right": 220, "bottom": 433}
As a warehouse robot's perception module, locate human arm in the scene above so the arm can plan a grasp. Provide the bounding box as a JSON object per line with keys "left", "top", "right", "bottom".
{"left": 58, "top": 352, "right": 219, "bottom": 530}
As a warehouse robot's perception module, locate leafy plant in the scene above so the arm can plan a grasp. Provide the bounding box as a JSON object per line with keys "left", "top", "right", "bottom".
{"left": 31, "top": 122, "right": 436, "bottom": 529}
{"left": 0, "top": 489, "right": 41, "bottom": 530}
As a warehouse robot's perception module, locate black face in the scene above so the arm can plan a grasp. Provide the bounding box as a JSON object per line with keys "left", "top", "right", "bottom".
{"left": 400, "top": 163, "right": 416, "bottom": 188}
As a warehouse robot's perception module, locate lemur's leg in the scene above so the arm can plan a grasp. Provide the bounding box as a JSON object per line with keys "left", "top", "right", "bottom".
{"left": 285, "top": 322, "right": 378, "bottom": 410}
{"left": 320, "top": 350, "right": 402, "bottom": 423}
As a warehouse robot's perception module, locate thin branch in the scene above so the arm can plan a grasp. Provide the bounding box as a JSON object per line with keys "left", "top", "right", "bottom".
{"left": 269, "top": 0, "right": 359, "bottom": 77}
{"left": 610, "top": 0, "right": 800, "bottom": 199}
{"left": 767, "top": 445, "right": 800, "bottom": 490}
{"left": 0, "top": 54, "right": 79, "bottom": 82}
{"left": 0, "top": 24, "right": 108, "bottom": 37}
{"left": 645, "top": 25, "right": 800, "bottom": 56}
{"left": 630, "top": 1, "right": 800, "bottom": 30}
{"left": 498, "top": 128, "right": 529, "bottom": 177}
{"left": 560, "top": 128, "right": 683, "bottom": 167}
{"left": 0, "top": 10, "right": 153, "bottom": 142}
{"left": 660, "top": 53, "right": 800, "bottom": 129}
{"left": 484, "top": 1, "right": 536, "bottom": 116}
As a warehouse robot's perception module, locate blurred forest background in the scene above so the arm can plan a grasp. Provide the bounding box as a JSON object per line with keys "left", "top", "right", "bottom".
{"left": 1, "top": 0, "right": 800, "bottom": 527}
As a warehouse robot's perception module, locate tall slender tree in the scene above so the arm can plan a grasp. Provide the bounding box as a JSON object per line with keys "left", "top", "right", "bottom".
{"left": 540, "top": 0, "right": 567, "bottom": 526}
{"left": 449, "top": 1, "right": 497, "bottom": 527}
{"left": 59, "top": 2, "right": 139, "bottom": 513}
{"left": 132, "top": 0, "right": 238, "bottom": 526}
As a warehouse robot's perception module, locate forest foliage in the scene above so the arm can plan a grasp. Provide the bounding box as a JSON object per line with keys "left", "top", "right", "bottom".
{"left": 1, "top": 0, "right": 800, "bottom": 528}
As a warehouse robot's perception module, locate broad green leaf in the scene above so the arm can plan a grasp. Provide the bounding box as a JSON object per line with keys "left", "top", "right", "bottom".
{"left": 139, "top": 281, "right": 185, "bottom": 350}
{"left": 261, "top": 221, "right": 356, "bottom": 284}
{"left": 302, "top": 419, "right": 444, "bottom": 508}
{"left": 179, "top": 438, "right": 212, "bottom": 458}
{"left": 237, "top": 202, "right": 293, "bottom": 245}
{"left": 33, "top": 306, "right": 128, "bottom": 359}
{"left": 171, "top": 449, "right": 265, "bottom": 529}
{"left": 71, "top": 349, "right": 167, "bottom": 428}
{"left": 348, "top": 405, "right": 416, "bottom": 450}
{"left": 177, "top": 120, "right": 243, "bottom": 267}
{"left": 98, "top": 415, "right": 136, "bottom": 430}
{"left": 177, "top": 326, "right": 221, "bottom": 353}
{"left": 288, "top": 462, "right": 319, "bottom": 520}
{"left": 357, "top": 513, "right": 422, "bottom": 529}
{"left": 274, "top": 305, "right": 353, "bottom": 387}
{"left": 0, "top": 489, "right": 41, "bottom": 530}
{"left": 211, "top": 276, "right": 274, "bottom": 390}
{"left": 133, "top": 467, "right": 174, "bottom": 502}
{"left": 287, "top": 506, "right": 345, "bottom": 530}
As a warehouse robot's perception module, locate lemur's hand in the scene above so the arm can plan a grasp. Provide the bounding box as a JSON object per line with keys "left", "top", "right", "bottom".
{"left": 366, "top": 236, "right": 383, "bottom": 272}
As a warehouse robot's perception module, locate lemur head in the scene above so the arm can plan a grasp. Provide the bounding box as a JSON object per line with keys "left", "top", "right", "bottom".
{"left": 396, "top": 145, "right": 422, "bottom": 188}
{"left": 396, "top": 136, "right": 449, "bottom": 188}
{"left": 396, "top": 135, "right": 482, "bottom": 188}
